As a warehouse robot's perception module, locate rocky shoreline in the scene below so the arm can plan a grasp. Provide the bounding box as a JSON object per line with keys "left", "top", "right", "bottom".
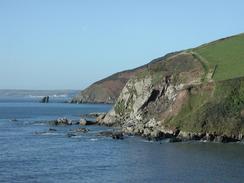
{"left": 29, "top": 110, "right": 244, "bottom": 143}
{"left": 96, "top": 112, "right": 244, "bottom": 143}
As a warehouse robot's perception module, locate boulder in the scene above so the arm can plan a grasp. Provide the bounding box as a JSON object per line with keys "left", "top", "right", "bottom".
{"left": 80, "top": 118, "right": 97, "bottom": 126}
{"left": 49, "top": 117, "right": 72, "bottom": 126}
{"left": 79, "top": 118, "right": 87, "bottom": 125}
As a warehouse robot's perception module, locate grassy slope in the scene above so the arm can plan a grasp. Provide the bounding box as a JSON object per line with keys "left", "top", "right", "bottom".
{"left": 193, "top": 33, "right": 244, "bottom": 81}
{"left": 165, "top": 78, "right": 244, "bottom": 136}
{"left": 165, "top": 33, "right": 244, "bottom": 135}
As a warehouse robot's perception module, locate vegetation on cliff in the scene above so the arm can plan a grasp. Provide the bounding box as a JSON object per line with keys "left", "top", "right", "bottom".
{"left": 194, "top": 33, "right": 244, "bottom": 81}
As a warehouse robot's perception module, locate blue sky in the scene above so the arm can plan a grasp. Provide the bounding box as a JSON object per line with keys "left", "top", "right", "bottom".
{"left": 0, "top": 0, "right": 244, "bottom": 90}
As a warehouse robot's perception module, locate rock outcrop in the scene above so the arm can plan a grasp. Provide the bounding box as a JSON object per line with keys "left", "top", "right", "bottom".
{"left": 49, "top": 118, "right": 72, "bottom": 126}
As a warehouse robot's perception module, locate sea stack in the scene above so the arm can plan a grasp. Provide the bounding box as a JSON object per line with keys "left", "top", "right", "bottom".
{"left": 41, "top": 96, "right": 49, "bottom": 103}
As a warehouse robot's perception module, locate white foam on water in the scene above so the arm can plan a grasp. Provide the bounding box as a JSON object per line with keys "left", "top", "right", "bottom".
{"left": 90, "top": 138, "right": 98, "bottom": 141}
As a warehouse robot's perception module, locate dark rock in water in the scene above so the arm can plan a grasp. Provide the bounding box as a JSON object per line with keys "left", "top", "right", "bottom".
{"left": 112, "top": 132, "right": 124, "bottom": 140}
{"left": 49, "top": 128, "right": 57, "bottom": 132}
{"left": 67, "top": 133, "right": 77, "bottom": 138}
{"left": 41, "top": 96, "right": 49, "bottom": 103}
{"left": 10, "top": 118, "right": 18, "bottom": 122}
{"left": 97, "top": 131, "right": 114, "bottom": 137}
{"left": 72, "top": 128, "right": 89, "bottom": 133}
{"left": 97, "top": 131, "right": 124, "bottom": 140}
{"left": 86, "top": 120, "right": 97, "bottom": 125}
{"left": 33, "top": 130, "right": 57, "bottom": 136}
{"left": 33, "top": 131, "right": 43, "bottom": 135}
{"left": 169, "top": 137, "right": 182, "bottom": 143}
{"left": 67, "top": 128, "right": 89, "bottom": 138}
{"left": 49, "top": 118, "right": 72, "bottom": 126}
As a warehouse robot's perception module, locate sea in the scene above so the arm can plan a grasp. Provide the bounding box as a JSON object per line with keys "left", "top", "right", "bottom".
{"left": 0, "top": 95, "right": 244, "bottom": 183}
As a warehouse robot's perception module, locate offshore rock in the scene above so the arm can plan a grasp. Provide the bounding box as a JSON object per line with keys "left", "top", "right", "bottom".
{"left": 41, "top": 96, "right": 49, "bottom": 103}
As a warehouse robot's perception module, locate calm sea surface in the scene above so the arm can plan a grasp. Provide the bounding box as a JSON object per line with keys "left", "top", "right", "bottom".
{"left": 0, "top": 100, "right": 244, "bottom": 183}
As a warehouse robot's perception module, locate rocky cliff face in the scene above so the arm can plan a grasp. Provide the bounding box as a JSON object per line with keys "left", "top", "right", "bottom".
{"left": 100, "top": 51, "right": 244, "bottom": 142}
{"left": 71, "top": 52, "right": 180, "bottom": 104}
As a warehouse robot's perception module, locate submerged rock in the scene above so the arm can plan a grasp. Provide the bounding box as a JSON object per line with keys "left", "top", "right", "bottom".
{"left": 112, "top": 132, "right": 124, "bottom": 140}
{"left": 49, "top": 118, "right": 72, "bottom": 126}
{"left": 9, "top": 118, "right": 18, "bottom": 122}
{"left": 97, "top": 131, "right": 124, "bottom": 140}
{"left": 169, "top": 137, "right": 182, "bottom": 143}
{"left": 67, "top": 127, "right": 89, "bottom": 138}
{"left": 33, "top": 129, "right": 57, "bottom": 136}
{"left": 48, "top": 128, "right": 57, "bottom": 132}
{"left": 72, "top": 128, "right": 89, "bottom": 133}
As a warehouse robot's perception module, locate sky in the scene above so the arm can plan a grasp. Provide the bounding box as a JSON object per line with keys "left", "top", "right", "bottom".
{"left": 0, "top": 0, "right": 244, "bottom": 90}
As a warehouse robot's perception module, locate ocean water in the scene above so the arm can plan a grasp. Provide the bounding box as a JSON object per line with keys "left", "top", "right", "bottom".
{"left": 0, "top": 101, "right": 244, "bottom": 183}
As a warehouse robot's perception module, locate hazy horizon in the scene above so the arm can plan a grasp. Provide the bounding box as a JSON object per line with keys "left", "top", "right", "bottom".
{"left": 1, "top": 0, "right": 244, "bottom": 90}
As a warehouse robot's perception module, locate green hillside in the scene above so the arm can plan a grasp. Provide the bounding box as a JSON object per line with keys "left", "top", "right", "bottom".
{"left": 193, "top": 33, "right": 244, "bottom": 81}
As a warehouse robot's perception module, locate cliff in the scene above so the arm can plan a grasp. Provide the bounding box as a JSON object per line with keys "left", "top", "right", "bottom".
{"left": 100, "top": 33, "right": 244, "bottom": 142}
{"left": 71, "top": 52, "right": 179, "bottom": 104}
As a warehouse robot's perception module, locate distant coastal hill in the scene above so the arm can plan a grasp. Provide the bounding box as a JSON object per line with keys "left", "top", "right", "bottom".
{"left": 0, "top": 89, "right": 78, "bottom": 102}
{"left": 0, "top": 89, "right": 78, "bottom": 97}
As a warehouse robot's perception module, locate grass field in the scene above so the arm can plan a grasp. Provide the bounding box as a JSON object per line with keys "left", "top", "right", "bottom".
{"left": 193, "top": 33, "right": 244, "bottom": 81}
